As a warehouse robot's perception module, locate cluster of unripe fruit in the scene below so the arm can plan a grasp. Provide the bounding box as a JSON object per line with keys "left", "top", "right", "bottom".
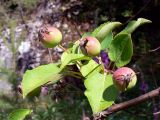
{"left": 38, "top": 25, "right": 137, "bottom": 92}
{"left": 38, "top": 25, "right": 101, "bottom": 57}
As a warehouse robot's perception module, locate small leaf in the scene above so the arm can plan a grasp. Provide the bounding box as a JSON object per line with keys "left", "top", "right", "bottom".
{"left": 80, "top": 59, "right": 100, "bottom": 77}
{"left": 8, "top": 109, "right": 32, "bottom": 120}
{"left": 84, "top": 70, "right": 118, "bottom": 114}
{"left": 92, "top": 22, "right": 121, "bottom": 42}
{"left": 60, "top": 54, "right": 90, "bottom": 69}
{"left": 22, "top": 64, "right": 62, "bottom": 98}
{"left": 101, "top": 32, "right": 113, "bottom": 50}
{"left": 121, "top": 18, "right": 151, "bottom": 34}
{"left": 72, "top": 41, "right": 80, "bottom": 54}
{"left": 108, "top": 33, "right": 133, "bottom": 67}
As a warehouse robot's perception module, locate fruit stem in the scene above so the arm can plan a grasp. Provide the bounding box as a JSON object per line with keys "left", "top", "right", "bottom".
{"left": 97, "top": 56, "right": 105, "bottom": 73}
{"left": 64, "top": 72, "right": 82, "bottom": 79}
{"left": 48, "top": 48, "right": 53, "bottom": 63}
{"left": 67, "top": 71, "right": 82, "bottom": 77}
{"left": 58, "top": 44, "right": 69, "bottom": 53}
{"left": 107, "top": 61, "right": 112, "bottom": 69}
{"left": 112, "top": 63, "right": 116, "bottom": 71}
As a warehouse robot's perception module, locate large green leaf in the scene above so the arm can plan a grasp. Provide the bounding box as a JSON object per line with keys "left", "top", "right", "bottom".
{"left": 22, "top": 64, "right": 62, "bottom": 98}
{"left": 108, "top": 33, "right": 133, "bottom": 67}
{"left": 100, "top": 32, "right": 113, "bottom": 50}
{"left": 92, "top": 22, "right": 121, "bottom": 42}
{"left": 84, "top": 71, "right": 118, "bottom": 114}
{"left": 60, "top": 54, "right": 90, "bottom": 69}
{"left": 121, "top": 18, "right": 151, "bottom": 34}
{"left": 80, "top": 59, "right": 100, "bottom": 77}
{"left": 8, "top": 109, "right": 32, "bottom": 120}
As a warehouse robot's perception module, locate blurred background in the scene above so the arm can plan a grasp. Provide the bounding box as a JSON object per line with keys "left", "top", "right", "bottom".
{"left": 0, "top": 0, "right": 160, "bottom": 120}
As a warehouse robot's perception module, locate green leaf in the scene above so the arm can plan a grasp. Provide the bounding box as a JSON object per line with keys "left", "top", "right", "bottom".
{"left": 72, "top": 41, "right": 80, "bottom": 54}
{"left": 61, "top": 52, "right": 69, "bottom": 64}
{"left": 22, "top": 64, "right": 62, "bottom": 98}
{"left": 101, "top": 32, "right": 113, "bottom": 50}
{"left": 67, "top": 41, "right": 80, "bottom": 54}
{"left": 84, "top": 71, "right": 118, "bottom": 114}
{"left": 60, "top": 54, "right": 90, "bottom": 69}
{"left": 8, "top": 109, "right": 32, "bottom": 120}
{"left": 80, "top": 59, "right": 100, "bottom": 77}
{"left": 121, "top": 18, "right": 151, "bottom": 34}
{"left": 108, "top": 33, "right": 133, "bottom": 67}
{"left": 92, "top": 22, "right": 121, "bottom": 42}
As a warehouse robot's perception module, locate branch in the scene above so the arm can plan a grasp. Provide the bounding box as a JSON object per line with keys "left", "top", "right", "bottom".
{"left": 95, "top": 87, "right": 160, "bottom": 119}
{"left": 149, "top": 46, "right": 160, "bottom": 52}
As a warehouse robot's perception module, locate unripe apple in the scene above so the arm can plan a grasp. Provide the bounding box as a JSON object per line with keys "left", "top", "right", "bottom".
{"left": 112, "top": 67, "right": 137, "bottom": 92}
{"left": 38, "top": 26, "right": 62, "bottom": 48}
{"left": 80, "top": 36, "right": 101, "bottom": 57}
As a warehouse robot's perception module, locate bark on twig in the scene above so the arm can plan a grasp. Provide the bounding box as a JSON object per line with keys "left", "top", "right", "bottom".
{"left": 149, "top": 46, "right": 160, "bottom": 52}
{"left": 95, "top": 87, "right": 160, "bottom": 120}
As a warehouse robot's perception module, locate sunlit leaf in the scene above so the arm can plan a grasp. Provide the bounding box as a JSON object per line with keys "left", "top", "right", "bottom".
{"left": 60, "top": 54, "right": 90, "bottom": 69}
{"left": 22, "top": 64, "right": 62, "bottom": 98}
{"left": 80, "top": 59, "right": 100, "bottom": 77}
{"left": 8, "top": 109, "right": 32, "bottom": 120}
{"left": 84, "top": 69, "right": 118, "bottom": 114}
